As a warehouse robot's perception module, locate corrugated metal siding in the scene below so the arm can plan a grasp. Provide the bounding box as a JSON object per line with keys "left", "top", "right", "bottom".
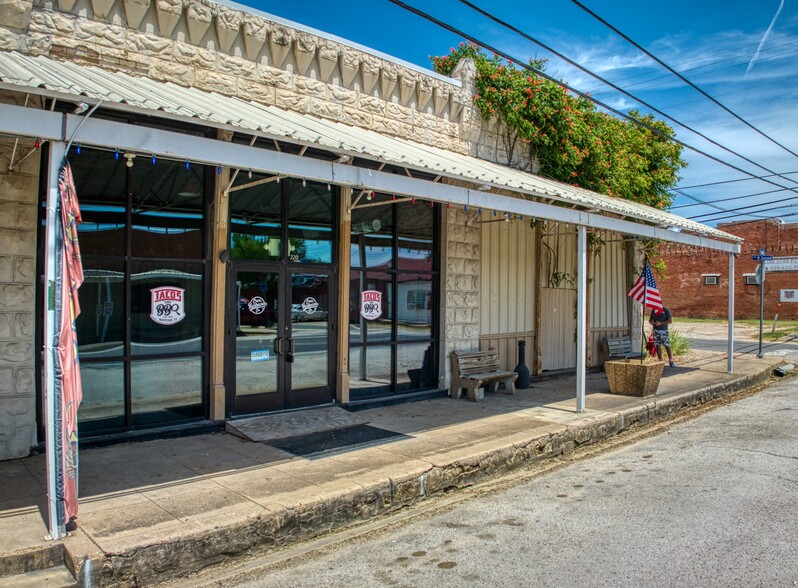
{"left": 479, "top": 332, "right": 533, "bottom": 372}
{"left": 589, "top": 235, "right": 630, "bottom": 365}
{"left": 480, "top": 219, "right": 536, "bottom": 336}
{"left": 541, "top": 289, "right": 577, "bottom": 370}
{"left": 0, "top": 51, "right": 737, "bottom": 241}
{"left": 539, "top": 225, "right": 577, "bottom": 370}
{"left": 479, "top": 218, "right": 536, "bottom": 371}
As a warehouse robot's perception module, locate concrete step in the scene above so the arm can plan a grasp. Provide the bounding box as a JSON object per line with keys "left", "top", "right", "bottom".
{"left": 0, "top": 565, "right": 76, "bottom": 587}
{"left": 0, "top": 544, "right": 75, "bottom": 587}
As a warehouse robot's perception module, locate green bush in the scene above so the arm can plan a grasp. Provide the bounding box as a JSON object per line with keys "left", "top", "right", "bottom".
{"left": 669, "top": 329, "right": 692, "bottom": 357}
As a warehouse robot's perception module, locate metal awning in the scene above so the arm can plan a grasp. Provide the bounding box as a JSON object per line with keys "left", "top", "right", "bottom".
{"left": 0, "top": 52, "right": 739, "bottom": 248}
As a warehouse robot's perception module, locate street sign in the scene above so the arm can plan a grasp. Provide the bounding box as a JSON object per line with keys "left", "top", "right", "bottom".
{"left": 763, "top": 256, "right": 798, "bottom": 272}
{"left": 752, "top": 254, "right": 774, "bottom": 261}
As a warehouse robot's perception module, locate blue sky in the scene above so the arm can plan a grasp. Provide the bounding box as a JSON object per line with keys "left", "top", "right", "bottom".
{"left": 242, "top": 0, "right": 798, "bottom": 228}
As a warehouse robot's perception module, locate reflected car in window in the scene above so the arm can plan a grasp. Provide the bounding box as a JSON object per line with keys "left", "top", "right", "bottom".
{"left": 291, "top": 303, "right": 328, "bottom": 322}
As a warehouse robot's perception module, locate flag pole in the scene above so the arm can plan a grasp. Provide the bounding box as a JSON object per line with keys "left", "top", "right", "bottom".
{"left": 641, "top": 257, "right": 648, "bottom": 365}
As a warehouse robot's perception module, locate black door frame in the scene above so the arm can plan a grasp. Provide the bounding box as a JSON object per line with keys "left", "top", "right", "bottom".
{"left": 225, "top": 261, "right": 336, "bottom": 417}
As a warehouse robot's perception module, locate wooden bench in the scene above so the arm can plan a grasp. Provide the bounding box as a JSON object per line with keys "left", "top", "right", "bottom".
{"left": 450, "top": 349, "right": 518, "bottom": 401}
{"left": 601, "top": 335, "right": 644, "bottom": 363}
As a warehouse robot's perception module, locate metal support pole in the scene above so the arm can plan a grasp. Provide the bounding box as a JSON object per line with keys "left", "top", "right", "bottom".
{"left": 576, "top": 225, "right": 587, "bottom": 413}
{"left": 758, "top": 263, "right": 765, "bottom": 358}
{"left": 43, "top": 141, "right": 67, "bottom": 541}
{"left": 728, "top": 254, "right": 735, "bottom": 373}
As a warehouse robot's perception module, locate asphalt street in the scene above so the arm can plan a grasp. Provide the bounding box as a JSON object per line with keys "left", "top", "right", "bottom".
{"left": 215, "top": 374, "right": 798, "bottom": 588}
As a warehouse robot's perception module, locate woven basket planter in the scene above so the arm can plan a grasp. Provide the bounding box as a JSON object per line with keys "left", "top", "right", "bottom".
{"left": 604, "top": 360, "right": 665, "bottom": 397}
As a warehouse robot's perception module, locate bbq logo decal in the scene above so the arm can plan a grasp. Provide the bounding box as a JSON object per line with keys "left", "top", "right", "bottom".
{"left": 360, "top": 290, "right": 382, "bottom": 320}
{"left": 150, "top": 287, "right": 185, "bottom": 325}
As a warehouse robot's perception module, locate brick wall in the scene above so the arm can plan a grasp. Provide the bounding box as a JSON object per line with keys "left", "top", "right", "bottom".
{"left": 658, "top": 219, "right": 798, "bottom": 320}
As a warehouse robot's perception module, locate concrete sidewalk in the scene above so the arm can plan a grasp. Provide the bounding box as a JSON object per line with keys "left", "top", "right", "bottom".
{"left": 0, "top": 352, "right": 783, "bottom": 587}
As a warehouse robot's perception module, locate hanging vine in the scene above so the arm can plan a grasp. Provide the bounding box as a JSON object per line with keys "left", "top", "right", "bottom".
{"left": 432, "top": 44, "right": 686, "bottom": 210}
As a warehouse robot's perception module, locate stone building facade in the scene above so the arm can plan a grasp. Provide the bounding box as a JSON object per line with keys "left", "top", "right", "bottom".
{"left": 658, "top": 219, "right": 798, "bottom": 320}
{"left": 0, "top": 0, "right": 737, "bottom": 463}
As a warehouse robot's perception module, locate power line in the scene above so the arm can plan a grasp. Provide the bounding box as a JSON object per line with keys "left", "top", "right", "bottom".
{"left": 451, "top": 0, "right": 798, "bottom": 215}
{"left": 690, "top": 192, "right": 798, "bottom": 221}
{"left": 581, "top": 32, "right": 798, "bottom": 94}
{"left": 587, "top": 38, "right": 798, "bottom": 98}
{"left": 670, "top": 187, "right": 789, "bottom": 210}
{"left": 570, "top": 0, "right": 798, "bottom": 161}
{"left": 389, "top": 0, "right": 798, "bottom": 221}
{"left": 678, "top": 171, "right": 798, "bottom": 191}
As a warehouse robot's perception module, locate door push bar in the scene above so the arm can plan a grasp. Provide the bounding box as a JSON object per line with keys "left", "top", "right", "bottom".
{"left": 273, "top": 336, "right": 295, "bottom": 363}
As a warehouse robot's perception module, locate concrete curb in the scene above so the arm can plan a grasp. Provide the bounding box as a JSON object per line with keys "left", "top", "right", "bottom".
{"left": 73, "top": 366, "right": 775, "bottom": 586}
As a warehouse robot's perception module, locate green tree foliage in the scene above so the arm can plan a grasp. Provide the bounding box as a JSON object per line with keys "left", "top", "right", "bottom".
{"left": 432, "top": 43, "right": 686, "bottom": 209}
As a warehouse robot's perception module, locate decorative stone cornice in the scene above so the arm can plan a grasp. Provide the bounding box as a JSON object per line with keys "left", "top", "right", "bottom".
{"left": 12, "top": 0, "right": 473, "bottom": 151}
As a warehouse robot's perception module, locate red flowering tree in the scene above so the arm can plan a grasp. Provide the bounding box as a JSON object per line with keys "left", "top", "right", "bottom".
{"left": 432, "top": 43, "right": 685, "bottom": 209}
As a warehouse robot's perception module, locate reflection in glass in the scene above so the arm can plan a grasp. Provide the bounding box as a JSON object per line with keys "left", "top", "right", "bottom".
{"left": 70, "top": 148, "right": 127, "bottom": 256}
{"left": 236, "top": 271, "right": 279, "bottom": 396}
{"left": 291, "top": 273, "right": 330, "bottom": 390}
{"left": 397, "top": 343, "right": 436, "bottom": 391}
{"left": 131, "top": 357, "right": 203, "bottom": 425}
{"left": 76, "top": 262, "right": 125, "bottom": 358}
{"left": 349, "top": 271, "right": 392, "bottom": 345}
{"left": 78, "top": 362, "right": 125, "bottom": 432}
{"left": 397, "top": 201, "right": 434, "bottom": 271}
{"left": 350, "top": 193, "right": 394, "bottom": 268}
{"left": 348, "top": 344, "right": 392, "bottom": 399}
{"left": 288, "top": 179, "right": 333, "bottom": 264}
{"left": 132, "top": 159, "right": 204, "bottom": 259}
{"left": 397, "top": 273, "right": 432, "bottom": 340}
{"left": 130, "top": 263, "right": 204, "bottom": 356}
{"left": 229, "top": 173, "right": 282, "bottom": 260}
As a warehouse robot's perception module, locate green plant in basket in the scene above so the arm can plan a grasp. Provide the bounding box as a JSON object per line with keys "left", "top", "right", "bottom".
{"left": 669, "top": 328, "right": 692, "bottom": 357}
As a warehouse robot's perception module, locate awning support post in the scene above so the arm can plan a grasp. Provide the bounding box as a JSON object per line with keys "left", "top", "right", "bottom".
{"left": 728, "top": 253, "right": 735, "bottom": 374}
{"left": 576, "top": 225, "right": 587, "bottom": 413}
{"left": 43, "top": 140, "right": 67, "bottom": 541}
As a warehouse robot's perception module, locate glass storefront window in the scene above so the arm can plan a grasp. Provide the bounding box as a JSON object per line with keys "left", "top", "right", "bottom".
{"left": 60, "top": 147, "right": 209, "bottom": 436}
{"left": 229, "top": 174, "right": 282, "bottom": 261}
{"left": 130, "top": 262, "right": 205, "bottom": 356}
{"left": 132, "top": 160, "right": 205, "bottom": 259}
{"left": 77, "top": 361, "right": 125, "bottom": 433}
{"left": 348, "top": 197, "right": 438, "bottom": 399}
{"left": 76, "top": 260, "right": 125, "bottom": 359}
{"left": 397, "top": 201, "right": 434, "bottom": 271}
{"left": 131, "top": 357, "right": 203, "bottom": 425}
{"left": 72, "top": 149, "right": 127, "bottom": 256}
{"left": 349, "top": 271, "right": 392, "bottom": 346}
{"left": 288, "top": 179, "right": 334, "bottom": 264}
{"left": 397, "top": 273, "right": 432, "bottom": 340}
{"left": 350, "top": 193, "right": 394, "bottom": 268}
{"left": 396, "top": 343, "right": 436, "bottom": 392}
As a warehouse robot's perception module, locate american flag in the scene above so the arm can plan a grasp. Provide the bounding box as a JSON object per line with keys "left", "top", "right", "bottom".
{"left": 627, "top": 262, "right": 663, "bottom": 312}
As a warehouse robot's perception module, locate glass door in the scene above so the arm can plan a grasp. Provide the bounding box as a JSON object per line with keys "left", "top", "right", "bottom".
{"left": 228, "top": 266, "right": 334, "bottom": 415}
{"left": 286, "top": 271, "right": 334, "bottom": 407}
{"left": 229, "top": 268, "right": 282, "bottom": 414}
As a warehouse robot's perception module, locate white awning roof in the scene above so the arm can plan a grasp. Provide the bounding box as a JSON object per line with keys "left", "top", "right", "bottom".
{"left": 0, "top": 52, "right": 738, "bottom": 245}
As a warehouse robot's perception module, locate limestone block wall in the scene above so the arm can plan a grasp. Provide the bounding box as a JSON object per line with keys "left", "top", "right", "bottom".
{"left": 0, "top": 0, "right": 474, "bottom": 152}
{"left": 0, "top": 94, "right": 42, "bottom": 459}
{"left": 443, "top": 206, "right": 481, "bottom": 388}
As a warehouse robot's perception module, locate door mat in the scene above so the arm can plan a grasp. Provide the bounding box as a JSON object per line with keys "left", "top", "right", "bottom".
{"left": 268, "top": 424, "right": 407, "bottom": 459}
{"left": 226, "top": 406, "right": 369, "bottom": 444}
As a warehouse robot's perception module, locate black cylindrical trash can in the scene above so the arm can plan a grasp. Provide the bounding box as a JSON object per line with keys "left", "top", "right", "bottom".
{"left": 515, "top": 340, "right": 530, "bottom": 389}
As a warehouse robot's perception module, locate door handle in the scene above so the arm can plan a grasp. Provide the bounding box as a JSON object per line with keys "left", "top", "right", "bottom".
{"left": 285, "top": 337, "right": 295, "bottom": 364}
{"left": 274, "top": 337, "right": 285, "bottom": 355}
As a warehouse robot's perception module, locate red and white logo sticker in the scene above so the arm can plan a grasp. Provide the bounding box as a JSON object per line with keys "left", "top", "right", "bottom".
{"left": 360, "top": 290, "right": 382, "bottom": 320}
{"left": 150, "top": 287, "right": 185, "bottom": 325}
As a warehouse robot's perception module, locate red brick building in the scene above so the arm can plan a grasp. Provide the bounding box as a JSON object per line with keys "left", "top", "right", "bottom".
{"left": 658, "top": 219, "right": 798, "bottom": 320}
